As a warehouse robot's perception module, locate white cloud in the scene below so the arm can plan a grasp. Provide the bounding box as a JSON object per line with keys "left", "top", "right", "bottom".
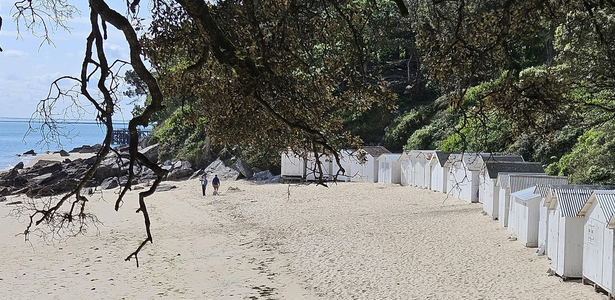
{"left": 3, "top": 49, "right": 28, "bottom": 58}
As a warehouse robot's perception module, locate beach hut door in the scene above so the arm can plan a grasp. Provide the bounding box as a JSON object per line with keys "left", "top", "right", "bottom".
{"left": 585, "top": 219, "right": 603, "bottom": 282}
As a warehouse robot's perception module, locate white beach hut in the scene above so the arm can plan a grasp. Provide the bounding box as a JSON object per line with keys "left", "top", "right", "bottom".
{"left": 352, "top": 146, "right": 391, "bottom": 183}
{"left": 497, "top": 174, "right": 567, "bottom": 228}
{"left": 447, "top": 153, "right": 485, "bottom": 203}
{"left": 399, "top": 151, "right": 413, "bottom": 186}
{"left": 417, "top": 151, "right": 435, "bottom": 189}
{"left": 377, "top": 153, "right": 402, "bottom": 184}
{"left": 408, "top": 150, "right": 422, "bottom": 187}
{"left": 545, "top": 185, "right": 615, "bottom": 279}
{"left": 480, "top": 162, "right": 544, "bottom": 220}
{"left": 578, "top": 190, "right": 615, "bottom": 295}
{"left": 509, "top": 186, "right": 542, "bottom": 247}
{"left": 330, "top": 149, "right": 358, "bottom": 182}
{"left": 305, "top": 152, "right": 333, "bottom": 181}
{"left": 477, "top": 154, "right": 524, "bottom": 204}
{"left": 281, "top": 150, "right": 307, "bottom": 182}
{"left": 429, "top": 151, "right": 452, "bottom": 193}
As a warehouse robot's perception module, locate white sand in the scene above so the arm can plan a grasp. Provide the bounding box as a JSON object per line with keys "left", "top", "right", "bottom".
{"left": 0, "top": 181, "right": 608, "bottom": 299}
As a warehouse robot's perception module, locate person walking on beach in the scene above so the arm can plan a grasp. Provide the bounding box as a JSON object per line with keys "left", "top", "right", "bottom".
{"left": 200, "top": 174, "right": 208, "bottom": 196}
{"left": 212, "top": 175, "right": 220, "bottom": 195}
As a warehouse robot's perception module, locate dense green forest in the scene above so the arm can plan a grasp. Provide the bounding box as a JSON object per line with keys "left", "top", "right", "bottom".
{"left": 118, "top": 0, "right": 615, "bottom": 184}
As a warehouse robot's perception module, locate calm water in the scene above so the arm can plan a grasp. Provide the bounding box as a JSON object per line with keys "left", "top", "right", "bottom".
{"left": 0, "top": 118, "right": 119, "bottom": 170}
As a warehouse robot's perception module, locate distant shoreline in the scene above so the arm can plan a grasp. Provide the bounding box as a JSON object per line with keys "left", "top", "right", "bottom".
{"left": 0, "top": 118, "right": 131, "bottom": 126}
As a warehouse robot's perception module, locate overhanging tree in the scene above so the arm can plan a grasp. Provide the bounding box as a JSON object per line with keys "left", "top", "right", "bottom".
{"left": 7, "top": 0, "right": 405, "bottom": 266}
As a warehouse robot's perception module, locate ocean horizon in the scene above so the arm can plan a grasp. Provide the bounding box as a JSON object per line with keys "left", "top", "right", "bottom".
{"left": 0, "top": 117, "right": 133, "bottom": 171}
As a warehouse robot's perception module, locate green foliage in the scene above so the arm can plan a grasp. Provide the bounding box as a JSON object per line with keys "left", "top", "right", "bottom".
{"left": 383, "top": 105, "right": 434, "bottom": 152}
{"left": 507, "top": 126, "right": 583, "bottom": 165}
{"left": 342, "top": 104, "right": 393, "bottom": 145}
{"left": 150, "top": 108, "right": 208, "bottom": 165}
{"left": 405, "top": 109, "right": 458, "bottom": 150}
{"left": 549, "top": 121, "right": 615, "bottom": 184}
{"left": 440, "top": 112, "right": 514, "bottom": 153}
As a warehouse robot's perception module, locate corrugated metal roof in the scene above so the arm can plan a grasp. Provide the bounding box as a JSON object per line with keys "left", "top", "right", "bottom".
{"left": 549, "top": 185, "right": 615, "bottom": 217}
{"left": 362, "top": 146, "right": 391, "bottom": 158}
{"left": 553, "top": 188, "right": 594, "bottom": 217}
{"left": 511, "top": 186, "right": 541, "bottom": 201}
{"left": 595, "top": 192, "right": 615, "bottom": 225}
{"left": 496, "top": 173, "right": 511, "bottom": 187}
{"left": 509, "top": 174, "right": 568, "bottom": 193}
{"left": 534, "top": 184, "right": 551, "bottom": 198}
{"left": 484, "top": 161, "right": 544, "bottom": 179}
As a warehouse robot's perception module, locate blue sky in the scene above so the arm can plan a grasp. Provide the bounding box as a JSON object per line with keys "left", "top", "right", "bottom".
{"left": 0, "top": 1, "right": 136, "bottom": 121}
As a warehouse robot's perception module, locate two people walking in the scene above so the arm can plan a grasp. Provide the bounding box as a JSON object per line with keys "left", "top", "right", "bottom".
{"left": 200, "top": 174, "right": 220, "bottom": 196}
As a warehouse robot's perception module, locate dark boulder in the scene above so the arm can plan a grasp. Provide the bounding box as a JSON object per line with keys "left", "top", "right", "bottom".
{"left": 167, "top": 161, "right": 194, "bottom": 180}
{"left": 100, "top": 177, "right": 119, "bottom": 190}
{"left": 204, "top": 158, "right": 240, "bottom": 181}
{"left": 69, "top": 144, "right": 102, "bottom": 154}
{"left": 30, "top": 160, "right": 62, "bottom": 175}
{"left": 231, "top": 158, "right": 253, "bottom": 179}
{"left": 141, "top": 144, "right": 159, "bottom": 163}
{"left": 2, "top": 162, "right": 24, "bottom": 180}
{"left": 58, "top": 149, "right": 70, "bottom": 157}
{"left": 23, "top": 149, "right": 36, "bottom": 155}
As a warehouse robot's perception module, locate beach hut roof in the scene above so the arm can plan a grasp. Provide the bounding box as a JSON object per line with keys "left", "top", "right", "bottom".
{"left": 398, "top": 151, "right": 412, "bottom": 161}
{"left": 579, "top": 190, "right": 615, "bottom": 228}
{"left": 431, "top": 151, "right": 453, "bottom": 167}
{"left": 511, "top": 186, "right": 541, "bottom": 201}
{"left": 496, "top": 173, "right": 566, "bottom": 189}
{"left": 445, "top": 153, "right": 482, "bottom": 169}
{"left": 484, "top": 161, "right": 544, "bottom": 179}
{"left": 409, "top": 150, "right": 422, "bottom": 158}
{"left": 546, "top": 185, "right": 615, "bottom": 216}
{"left": 377, "top": 153, "right": 402, "bottom": 161}
{"left": 417, "top": 150, "right": 436, "bottom": 160}
{"left": 361, "top": 146, "right": 391, "bottom": 158}
{"left": 534, "top": 184, "right": 552, "bottom": 198}
{"left": 480, "top": 153, "right": 524, "bottom": 164}
{"left": 509, "top": 174, "right": 568, "bottom": 192}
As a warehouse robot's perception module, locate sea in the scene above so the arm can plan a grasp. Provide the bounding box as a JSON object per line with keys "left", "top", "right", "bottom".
{"left": 0, "top": 117, "right": 126, "bottom": 171}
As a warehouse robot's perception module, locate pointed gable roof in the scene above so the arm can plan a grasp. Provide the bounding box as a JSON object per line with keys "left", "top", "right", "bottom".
{"left": 361, "top": 146, "right": 390, "bottom": 158}
{"left": 579, "top": 190, "right": 615, "bottom": 228}
{"left": 432, "top": 151, "right": 453, "bottom": 167}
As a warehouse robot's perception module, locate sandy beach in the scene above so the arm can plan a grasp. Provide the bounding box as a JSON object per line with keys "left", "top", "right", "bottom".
{"left": 0, "top": 179, "right": 608, "bottom": 299}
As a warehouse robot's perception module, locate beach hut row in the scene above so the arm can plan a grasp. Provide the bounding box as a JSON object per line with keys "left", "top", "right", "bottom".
{"left": 280, "top": 146, "right": 391, "bottom": 183}
{"left": 499, "top": 177, "right": 615, "bottom": 298}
